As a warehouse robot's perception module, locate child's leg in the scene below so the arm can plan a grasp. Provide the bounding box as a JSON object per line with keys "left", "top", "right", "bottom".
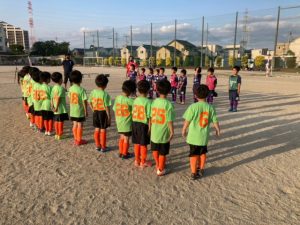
{"left": 199, "top": 154, "right": 207, "bottom": 170}
{"left": 119, "top": 135, "right": 124, "bottom": 156}
{"left": 152, "top": 150, "right": 159, "bottom": 169}
{"left": 134, "top": 144, "right": 141, "bottom": 165}
{"left": 158, "top": 154, "right": 166, "bottom": 172}
{"left": 72, "top": 121, "right": 78, "bottom": 141}
{"left": 54, "top": 121, "right": 59, "bottom": 135}
{"left": 100, "top": 129, "right": 107, "bottom": 150}
{"left": 190, "top": 156, "right": 198, "bottom": 174}
{"left": 183, "top": 90, "right": 186, "bottom": 103}
{"left": 58, "top": 122, "right": 64, "bottom": 136}
{"left": 122, "top": 136, "right": 130, "bottom": 156}
{"left": 77, "top": 122, "right": 83, "bottom": 142}
{"left": 30, "top": 113, "right": 35, "bottom": 125}
{"left": 48, "top": 120, "right": 53, "bottom": 133}
{"left": 140, "top": 145, "right": 148, "bottom": 165}
{"left": 94, "top": 128, "right": 101, "bottom": 148}
{"left": 180, "top": 91, "right": 183, "bottom": 103}
{"left": 233, "top": 100, "right": 238, "bottom": 110}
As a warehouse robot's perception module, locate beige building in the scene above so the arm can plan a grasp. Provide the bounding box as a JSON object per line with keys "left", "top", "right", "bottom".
{"left": 167, "top": 40, "right": 199, "bottom": 59}
{"left": 156, "top": 46, "right": 181, "bottom": 60}
{"left": 289, "top": 37, "right": 300, "bottom": 65}
{"left": 276, "top": 43, "right": 289, "bottom": 56}
{"left": 0, "top": 21, "right": 29, "bottom": 51}
{"left": 251, "top": 48, "right": 269, "bottom": 60}
{"left": 136, "top": 45, "right": 158, "bottom": 60}
{"left": 120, "top": 45, "right": 138, "bottom": 62}
{"left": 0, "top": 25, "right": 6, "bottom": 52}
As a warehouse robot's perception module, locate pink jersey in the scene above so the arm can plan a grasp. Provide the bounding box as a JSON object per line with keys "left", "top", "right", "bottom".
{"left": 206, "top": 75, "right": 217, "bottom": 90}
{"left": 138, "top": 73, "right": 146, "bottom": 81}
{"left": 170, "top": 73, "right": 178, "bottom": 88}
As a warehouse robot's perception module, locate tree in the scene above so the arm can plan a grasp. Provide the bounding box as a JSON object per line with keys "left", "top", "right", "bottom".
{"left": 286, "top": 50, "right": 295, "bottom": 56}
{"left": 30, "top": 40, "right": 70, "bottom": 56}
{"left": 215, "top": 56, "right": 222, "bottom": 67}
{"left": 140, "top": 59, "right": 148, "bottom": 67}
{"left": 108, "top": 56, "right": 113, "bottom": 66}
{"left": 228, "top": 56, "right": 235, "bottom": 68}
{"left": 104, "top": 58, "right": 109, "bottom": 66}
{"left": 156, "top": 58, "right": 163, "bottom": 66}
{"left": 176, "top": 56, "right": 182, "bottom": 67}
{"left": 149, "top": 57, "right": 156, "bottom": 67}
{"left": 194, "top": 56, "right": 200, "bottom": 67}
{"left": 205, "top": 56, "right": 210, "bottom": 67}
{"left": 184, "top": 56, "right": 192, "bottom": 67}
{"left": 254, "top": 55, "right": 265, "bottom": 70}
{"left": 241, "top": 55, "right": 249, "bottom": 68}
{"left": 121, "top": 58, "right": 127, "bottom": 67}
{"left": 286, "top": 57, "right": 296, "bottom": 68}
{"left": 166, "top": 57, "right": 173, "bottom": 67}
{"left": 9, "top": 44, "right": 24, "bottom": 54}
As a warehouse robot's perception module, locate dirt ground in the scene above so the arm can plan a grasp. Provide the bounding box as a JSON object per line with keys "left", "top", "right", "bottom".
{"left": 0, "top": 66, "right": 299, "bottom": 225}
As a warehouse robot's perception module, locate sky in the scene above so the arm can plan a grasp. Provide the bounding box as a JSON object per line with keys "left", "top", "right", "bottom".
{"left": 1, "top": 0, "right": 300, "bottom": 49}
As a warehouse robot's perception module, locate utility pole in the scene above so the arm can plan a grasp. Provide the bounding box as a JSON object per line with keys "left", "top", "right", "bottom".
{"left": 130, "top": 25, "right": 133, "bottom": 56}
{"left": 233, "top": 11, "right": 238, "bottom": 66}
{"left": 113, "top": 27, "right": 115, "bottom": 66}
{"left": 150, "top": 23, "right": 153, "bottom": 67}
{"left": 174, "top": 19, "right": 177, "bottom": 67}
{"left": 201, "top": 16, "right": 204, "bottom": 67}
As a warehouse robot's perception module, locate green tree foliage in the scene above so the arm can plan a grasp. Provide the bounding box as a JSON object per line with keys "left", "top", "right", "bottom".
{"left": 241, "top": 55, "right": 249, "bottom": 68}
{"left": 194, "top": 56, "right": 200, "bottom": 67}
{"left": 166, "top": 57, "right": 173, "bottom": 67}
{"left": 149, "top": 57, "right": 156, "bottom": 67}
{"left": 286, "top": 57, "right": 296, "bottom": 68}
{"left": 205, "top": 56, "right": 210, "bottom": 67}
{"left": 9, "top": 44, "right": 24, "bottom": 54}
{"left": 286, "top": 50, "right": 295, "bottom": 56}
{"left": 30, "top": 41, "right": 70, "bottom": 56}
{"left": 215, "top": 56, "right": 222, "bottom": 67}
{"left": 108, "top": 56, "right": 113, "bottom": 66}
{"left": 229, "top": 56, "right": 235, "bottom": 68}
{"left": 121, "top": 58, "right": 127, "bottom": 67}
{"left": 254, "top": 55, "right": 265, "bottom": 70}
{"left": 104, "top": 58, "right": 109, "bottom": 66}
{"left": 156, "top": 58, "right": 163, "bottom": 67}
{"left": 140, "top": 59, "right": 148, "bottom": 67}
{"left": 184, "top": 56, "right": 193, "bottom": 67}
{"left": 176, "top": 56, "right": 182, "bottom": 67}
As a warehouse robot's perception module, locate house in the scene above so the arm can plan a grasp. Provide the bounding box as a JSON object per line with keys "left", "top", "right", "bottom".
{"left": 136, "top": 45, "right": 159, "bottom": 60}
{"left": 167, "top": 39, "right": 199, "bottom": 59}
{"left": 71, "top": 48, "right": 85, "bottom": 57}
{"left": 223, "top": 45, "right": 245, "bottom": 67}
{"left": 275, "top": 43, "right": 289, "bottom": 56}
{"left": 156, "top": 46, "right": 181, "bottom": 60}
{"left": 120, "top": 46, "right": 139, "bottom": 62}
{"left": 203, "top": 44, "right": 223, "bottom": 56}
{"left": 251, "top": 48, "right": 269, "bottom": 60}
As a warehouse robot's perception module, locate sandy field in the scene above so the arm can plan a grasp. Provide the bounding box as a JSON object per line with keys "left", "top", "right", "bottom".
{"left": 0, "top": 66, "right": 299, "bottom": 225}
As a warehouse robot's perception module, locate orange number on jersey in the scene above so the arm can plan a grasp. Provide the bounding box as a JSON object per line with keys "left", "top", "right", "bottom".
{"left": 151, "top": 108, "right": 166, "bottom": 124}
{"left": 92, "top": 98, "right": 104, "bottom": 110}
{"left": 132, "top": 105, "right": 145, "bottom": 120}
{"left": 70, "top": 92, "right": 79, "bottom": 104}
{"left": 116, "top": 103, "right": 130, "bottom": 117}
{"left": 39, "top": 90, "right": 47, "bottom": 100}
{"left": 199, "top": 112, "right": 209, "bottom": 128}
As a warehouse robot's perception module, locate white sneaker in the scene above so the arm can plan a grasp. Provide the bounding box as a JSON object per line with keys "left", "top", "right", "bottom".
{"left": 157, "top": 169, "right": 166, "bottom": 176}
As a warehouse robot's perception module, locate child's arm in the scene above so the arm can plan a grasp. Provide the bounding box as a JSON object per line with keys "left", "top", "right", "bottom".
{"left": 88, "top": 101, "right": 94, "bottom": 112}
{"left": 213, "top": 122, "right": 221, "bottom": 136}
{"left": 106, "top": 106, "right": 111, "bottom": 126}
{"left": 53, "top": 97, "right": 60, "bottom": 112}
{"left": 84, "top": 100, "right": 88, "bottom": 117}
{"left": 182, "top": 120, "right": 190, "bottom": 138}
{"left": 237, "top": 83, "right": 241, "bottom": 95}
{"left": 167, "top": 121, "right": 174, "bottom": 142}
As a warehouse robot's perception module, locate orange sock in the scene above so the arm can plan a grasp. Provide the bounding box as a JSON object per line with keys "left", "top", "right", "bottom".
{"left": 94, "top": 130, "right": 100, "bottom": 147}
{"left": 77, "top": 127, "right": 83, "bottom": 142}
{"left": 30, "top": 114, "right": 35, "bottom": 124}
{"left": 48, "top": 120, "right": 53, "bottom": 132}
{"left": 40, "top": 116, "right": 44, "bottom": 130}
{"left": 72, "top": 126, "right": 77, "bottom": 141}
{"left": 200, "top": 154, "right": 207, "bottom": 170}
{"left": 44, "top": 120, "right": 49, "bottom": 132}
{"left": 57, "top": 122, "right": 63, "bottom": 136}
{"left": 134, "top": 144, "right": 140, "bottom": 164}
{"left": 190, "top": 156, "right": 198, "bottom": 174}
{"left": 119, "top": 139, "right": 124, "bottom": 155}
{"left": 123, "top": 141, "right": 129, "bottom": 155}
{"left": 152, "top": 151, "right": 159, "bottom": 169}
{"left": 158, "top": 155, "right": 166, "bottom": 172}
{"left": 54, "top": 122, "right": 59, "bottom": 135}
{"left": 140, "top": 145, "right": 147, "bottom": 164}
{"left": 100, "top": 131, "right": 106, "bottom": 149}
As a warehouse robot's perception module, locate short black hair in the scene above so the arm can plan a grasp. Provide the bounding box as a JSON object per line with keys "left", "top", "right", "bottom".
{"left": 29, "top": 67, "right": 41, "bottom": 82}
{"left": 155, "top": 68, "right": 160, "bottom": 74}
{"left": 51, "top": 72, "right": 63, "bottom": 83}
{"left": 172, "top": 67, "right": 177, "bottom": 72}
{"left": 233, "top": 66, "right": 240, "bottom": 72}
{"left": 195, "top": 84, "right": 209, "bottom": 99}
{"left": 130, "top": 64, "right": 135, "bottom": 69}
{"left": 22, "top": 66, "right": 31, "bottom": 74}
{"left": 159, "top": 67, "right": 165, "bottom": 73}
{"left": 149, "top": 68, "right": 154, "bottom": 74}
{"left": 181, "top": 69, "right": 187, "bottom": 75}
{"left": 208, "top": 67, "right": 214, "bottom": 73}
{"left": 95, "top": 74, "right": 109, "bottom": 88}
{"left": 137, "top": 80, "right": 150, "bottom": 94}
{"left": 122, "top": 80, "right": 136, "bottom": 95}
{"left": 40, "top": 71, "right": 51, "bottom": 83}
{"left": 18, "top": 69, "right": 26, "bottom": 78}
{"left": 70, "top": 70, "right": 83, "bottom": 84}
{"left": 141, "top": 68, "right": 146, "bottom": 72}
{"left": 195, "top": 67, "right": 202, "bottom": 74}
{"left": 157, "top": 79, "right": 171, "bottom": 95}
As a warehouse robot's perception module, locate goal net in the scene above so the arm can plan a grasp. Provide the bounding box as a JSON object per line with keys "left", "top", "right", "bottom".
{"left": 83, "top": 57, "right": 104, "bottom": 66}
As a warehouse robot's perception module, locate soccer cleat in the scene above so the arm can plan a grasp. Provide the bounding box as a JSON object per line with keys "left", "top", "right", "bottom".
{"left": 232, "top": 109, "right": 237, "bottom": 112}
{"left": 157, "top": 169, "right": 166, "bottom": 176}
{"left": 95, "top": 147, "right": 101, "bottom": 152}
{"left": 140, "top": 161, "right": 152, "bottom": 168}
{"left": 134, "top": 160, "right": 140, "bottom": 167}
{"left": 228, "top": 108, "right": 233, "bottom": 112}
{"left": 54, "top": 135, "right": 58, "bottom": 140}
{"left": 191, "top": 173, "right": 200, "bottom": 180}
{"left": 101, "top": 147, "right": 109, "bottom": 153}
{"left": 122, "top": 153, "right": 134, "bottom": 159}
{"left": 198, "top": 169, "right": 205, "bottom": 177}
{"left": 77, "top": 139, "right": 88, "bottom": 146}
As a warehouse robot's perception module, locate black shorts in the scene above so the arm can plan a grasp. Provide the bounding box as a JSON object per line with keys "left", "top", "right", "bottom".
{"left": 229, "top": 90, "right": 239, "bottom": 101}
{"left": 132, "top": 122, "right": 150, "bottom": 145}
{"left": 28, "top": 105, "right": 35, "bottom": 114}
{"left": 151, "top": 141, "right": 170, "bottom": 156}
{"left": 64, "top": 72, "right": 71, "bottom": 84}
{"left": 70, "top": 117, "right": 85, "bottom": 122}
{"left": 118, "top": 132, "right": 132, "bottom": 137}
{"left": 42, "top": 110, "right": 54, "bottom": 120}
{"left": 171, "top": 87, "right": 177, "bottom": 94}
{"left": 34, "top": 110, "right": 42, "bottom": 116}
{"left": 93, "top": 110, "right": 109, "bottom": 129}
{"left": 189, "top": 144, "right": 207, "bottom": 157}
{"left": 22, "top": 97, "right": 28, "bottom": 105}
{"left": 179, "top": 87, "right": 186, "bottom": 94}
{"left": 53, "top": 113, "right": 69, "bottom": 122}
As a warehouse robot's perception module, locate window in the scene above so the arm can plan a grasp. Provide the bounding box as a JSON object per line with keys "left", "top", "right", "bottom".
{"left": 140, "top": 51, "right": 143, "bottom": 54}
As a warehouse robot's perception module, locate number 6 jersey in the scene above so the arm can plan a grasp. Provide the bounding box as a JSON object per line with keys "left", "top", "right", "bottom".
{"left": 183, "top": 101, "right": 218, "bottom": 146}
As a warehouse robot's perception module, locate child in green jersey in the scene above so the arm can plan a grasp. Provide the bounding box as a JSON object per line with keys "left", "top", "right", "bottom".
{"left": 132, "top": 80, "right": 152, "bottom": 168}
{"left": 113, "top": 80, "right": 136, "bottom": 159}
{"left": 40, "top": 72, "right": 53, "bottom": 136}
{"left": 228, "top": 66, "right": 242, "bottom": 112}
{"left": 20, "top": 66, "right": 31, "bottom": 118}
{"left": 51, "top": 72, "right": 69, "bottom": 140}
{"left": 88, "top": 74, "right": 111, "bottom": 152}
{"left": 28, "top": 67, "right": 40, "bottom": 130}
{"left": 182, "top": 84, "right": 220, "bottom": 180}
{"left": 150, "top": 79, "right": 175, "bottom": 176}
{"left": 69, "top": 70, "right": 88, "bottom": 146}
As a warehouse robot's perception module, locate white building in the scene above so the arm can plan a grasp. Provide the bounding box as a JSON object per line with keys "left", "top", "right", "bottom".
{"left": 0, "top": 21, "right": 30, "bottom": 51}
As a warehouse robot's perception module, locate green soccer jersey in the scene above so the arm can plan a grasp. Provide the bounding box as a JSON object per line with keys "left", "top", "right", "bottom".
{"left": 183, "top": 101, "right": 218, "bottom": 146}
{"left": 51, "top": 85, "right": 68, "bottom": 115}
{"left": 22, "top": 74, "right": 31, "bottom": 97}
{"left": 27, "top": 79, "right": 34, "bottom": 107}
{"left": 229, "top": 75, "right": 241, "bottom": 90}
{"left": 150, "top": 98, "right": 175, "bottom": 144}
{"left": 68, "top": 84, "right": 88, "bottom": 118}
{"left": 88, "top": 89, "right": 112, "bottom": 111}
{"left": 132, "top": 96, "right": 152, "bottom": 125}
{"left": 113, "top": 95, "right": 134, "bottom": 132}
{"left": 32, "top": 82, "right": 43, "bottom": 111}
{"left": 40, "top": 83, "right": 52, "bottom": 111}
